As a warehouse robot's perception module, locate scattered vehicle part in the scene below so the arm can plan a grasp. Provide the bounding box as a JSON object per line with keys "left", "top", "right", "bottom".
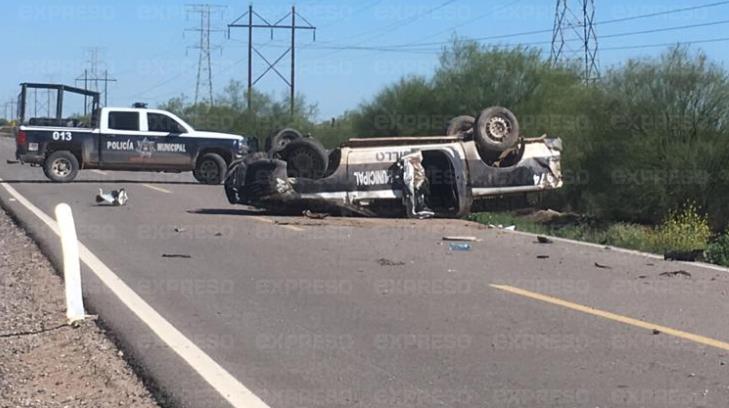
{"left": 376, "top": 258, "right": 406, "bottom": 266}
{"left": 443, "top": 236, "right": 479, "bottom": 242}
{"left": 6, "top": 159, "right": 19, "bottom": 164}
{"left": 448, "top": 243, "right": 472, "bottom": 251}
{"left": 303, "top": 210, "right": 329, "bottom": 219}
{"left": 173, "top": 227, "right": 186, "bottom": 233}
{"left": 225, "top": 106, "right": 563, "bottom": 218}
{"left": 659, "top": 270, "right": 692, "bottom": 278}
{"left": 95, "top": 188, "right": 128, "bottom": 206}
{"left": 162, "top": 254, "right": 192, "bottom": 259}
{"left": 537, "top": 255, "right": 550, "bottom": 259}
{"left": 503, "top": 225, "right": 516, "bottom": 231}
{"left": 664, "top": 249, "right": 704, "bottom": 262}
{"left": 594, "top": 262, "right": 612, "bottom": 269}
{"left": 14, "top": 83, "right": 256, "bottom": 183}
{"left": 537, "top": 235, "right": 553, "bottom": 244}
{"left": 652, "top": 329, "right": 661, "bottom": 335}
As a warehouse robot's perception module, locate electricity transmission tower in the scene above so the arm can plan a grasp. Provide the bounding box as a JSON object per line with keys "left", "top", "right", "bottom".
{"left": 228, "top": 5, "right": 316, "bottom": 116}
{"left": 75, "top": 48, "right": 117, "bottom": 111}
{"left": 551, "top": 0, "right": 599, "bottom": 84}
{"left": 186, "top": 4, "right": 226, "bottom": 106}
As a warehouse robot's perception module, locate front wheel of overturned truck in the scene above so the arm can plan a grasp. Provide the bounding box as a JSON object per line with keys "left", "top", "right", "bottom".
{"left": 43, "top": 150, "right": 79, "bottom": 183}
{"left": 193, "top": 153, "right": 228, "bottom": 184}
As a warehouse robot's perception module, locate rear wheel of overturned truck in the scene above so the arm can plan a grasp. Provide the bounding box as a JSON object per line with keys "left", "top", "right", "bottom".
{"left": 193, "top": 153, "right": 227, "bottom": 184}
{"left": 43, "top": 151, "right": 79, "bottom": 183}
{"left": 277, "top": 138, "right": 329, "bottom": 179}
{"left": 473, "top": 106, "right": 520, "bottom": 158}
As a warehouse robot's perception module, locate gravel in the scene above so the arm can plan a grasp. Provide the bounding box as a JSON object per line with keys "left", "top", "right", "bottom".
{"left": 0, "top": 208, "right": 160, "bottom": 407}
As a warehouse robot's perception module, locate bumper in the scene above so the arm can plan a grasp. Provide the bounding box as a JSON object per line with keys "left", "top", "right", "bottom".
{"left": 17, "top": 152, "right": 44, "bottom": 165}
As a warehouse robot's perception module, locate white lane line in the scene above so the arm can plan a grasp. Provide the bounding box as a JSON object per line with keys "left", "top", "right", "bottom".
{"left": 0, "top": 178, "right": 270, "bottom": 408}
{"left": 91, "top": 169, "right": 109, "bottom": 176}
{"left": 142, "top": 184, "right": 172, "bottom": 194}
{"left": 502, "top": 228, "right": 729, "bottom": 274}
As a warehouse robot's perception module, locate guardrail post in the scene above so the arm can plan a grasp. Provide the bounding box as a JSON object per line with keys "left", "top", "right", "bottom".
{"left": 54, "top": 203, "right": 86, "bottom": 324}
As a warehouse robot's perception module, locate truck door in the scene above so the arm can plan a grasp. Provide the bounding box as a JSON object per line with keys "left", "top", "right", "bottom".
{"left": 142, "top": 112, "right": 193, "bottom": 169}
{"left": 100, "top": 110, "right": 145, "bottom": 168}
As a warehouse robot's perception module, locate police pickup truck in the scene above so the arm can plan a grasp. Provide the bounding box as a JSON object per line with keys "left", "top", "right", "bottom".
{"left": 14, "top": 83, "right": 256, "bottom": 183}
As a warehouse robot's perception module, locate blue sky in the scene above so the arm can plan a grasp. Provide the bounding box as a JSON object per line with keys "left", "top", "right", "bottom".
{"left": 4, "top": 0, "right": 729, "bottom": 121}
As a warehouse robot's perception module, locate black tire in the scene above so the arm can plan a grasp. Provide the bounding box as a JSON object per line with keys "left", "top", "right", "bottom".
{"left": 474, "top": 107, "right": 520, "bottom": 154}
{"left": 265, "top": 128, "right": 303, "bottom": 154}
{"left": 278, "top": 138, "right": 328, "bottom": 179}
{"left": 446, "top": 115, "right": 475, "bottom": 136}
{"left": 193, "top": 153, "right": 227, "bottom": 184}
{"left": 43, "top": 151, "right": 79, "bottom": 183}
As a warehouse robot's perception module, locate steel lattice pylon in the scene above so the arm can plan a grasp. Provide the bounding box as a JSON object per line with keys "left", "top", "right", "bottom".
{"left": 551, "top": 0, "right": 599, "bottom": 84}
{"left": 186, "top": 4, "right": 226, "bottom": 106}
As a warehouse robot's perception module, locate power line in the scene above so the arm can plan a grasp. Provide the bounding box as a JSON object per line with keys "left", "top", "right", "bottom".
{"left": 312, "top": 0, "right": 729, "bottom": 51}
{"left": 601, "top": 35, "right": 729, "bottom": 51}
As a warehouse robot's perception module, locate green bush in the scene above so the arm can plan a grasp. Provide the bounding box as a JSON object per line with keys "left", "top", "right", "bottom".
{"left": 602, "top": 223, "right": 655, "bottom": 252}
{"left": 706, "top": 232, "right": 729, "bottom": 267}
{"left": 652, "top": 203, "right": 711, "bottom": 252}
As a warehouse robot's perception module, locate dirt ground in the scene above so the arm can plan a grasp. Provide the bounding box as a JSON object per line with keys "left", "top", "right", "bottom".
{"left": 0, "top": 208, "right": 159, "bottom": 407}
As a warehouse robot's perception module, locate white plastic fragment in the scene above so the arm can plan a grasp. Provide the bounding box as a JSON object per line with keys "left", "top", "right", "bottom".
{"left": 95, "top": 188, "right": 128, "bottom": 206}
{"left": 54, "top": 203, "right": 86, "bottom": 325}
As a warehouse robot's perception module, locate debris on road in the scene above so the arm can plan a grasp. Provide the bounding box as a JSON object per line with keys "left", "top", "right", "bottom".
{"left": 594, "top": 262, "right": 612, "bottom": 269}
{"left": 652, "top": 329, "right": 661, "bottom": 335}
{"left": 537, "top": 255, "right": 550, "bottom": 259}
{"left": 303, "top": 210, "right": 329, "bottom": 219}
{"left": 95, "top": 188, "right": 128, "bottom": 206}
{"left": 443, "top": 236, "right": 479, "bottom": 242}
{"left": 173, "top": 226, "right": 186, "bottom": 233}
{"left": 448, "top": 243, "right": 472, "bottom": 251}
{"left": 664, "top": 249, "right": 704, "bottom": 262}
{"left": 6, "top": 159, "right": 19, "bottom": 164}
{"left": 376, "top": 258, "right": 406, "bottom": 266}
{"left": 488, "top": 224, "right": 517, "bottom": 231}
{"left": 536, "top": 235, "right": 553, "bottom": 244}
{"left": 659, "top": 270, "right": 692, "bottom": 278}
{"left": 162, "top": 254, "right": 192, "bottom": 259}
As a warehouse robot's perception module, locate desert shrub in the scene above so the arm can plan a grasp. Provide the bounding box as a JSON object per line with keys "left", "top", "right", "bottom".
{"left": 706, "top": 232, "right": 729, "bottom": 267}
{"left": 602, "top": 223, "right": 655, "bottom": 252}
{"left": 652, "top": 202, "right": 711, "bottom": 252}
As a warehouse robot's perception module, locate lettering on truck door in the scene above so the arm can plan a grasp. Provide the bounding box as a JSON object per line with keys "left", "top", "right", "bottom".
{"left": 101, "top": 111, "right": 144, "bottom": 168}
{"left": 143, "top": 112, "right": 192, "bottom": 168}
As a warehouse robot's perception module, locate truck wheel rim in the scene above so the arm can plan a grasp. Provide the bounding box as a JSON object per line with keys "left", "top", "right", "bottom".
{"left": 52, "top": 158, "right": 71, "bottom": 177}
{"left": 486, "top": 116, "right": 510, "bottom": 140}
{"left": 200, "top": 161, "right": 219, "bottom": 180}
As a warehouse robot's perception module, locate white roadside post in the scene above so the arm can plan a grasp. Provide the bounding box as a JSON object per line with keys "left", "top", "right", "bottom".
{"left": 54, "top": 203, "right": 86, "bottom": 324}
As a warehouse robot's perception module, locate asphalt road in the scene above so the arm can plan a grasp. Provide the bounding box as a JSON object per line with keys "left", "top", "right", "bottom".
{"left": 2, "top": 136, "right": 729, "bottom": 407}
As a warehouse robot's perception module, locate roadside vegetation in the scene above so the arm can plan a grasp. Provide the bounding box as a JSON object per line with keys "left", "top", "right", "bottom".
{"left": 160, "top": 39, "right": 729, "bottom": 265}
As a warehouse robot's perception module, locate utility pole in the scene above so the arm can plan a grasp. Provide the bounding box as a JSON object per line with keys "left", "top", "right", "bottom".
{"left": 228, "top": 5, "right": 316, "bottom": 116}
{"left": 551, "top": 0, "right": 599, "bottom": 84}
{"left": 75, "top": 48, "right": 117, "bottom": 109}
{"left": 186, "top": 4, "right": 226, "bottom": 106}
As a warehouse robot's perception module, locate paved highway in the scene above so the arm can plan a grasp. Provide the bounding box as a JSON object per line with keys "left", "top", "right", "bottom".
{"left": 1, "top": 136, "right": 729, "bottom": 407}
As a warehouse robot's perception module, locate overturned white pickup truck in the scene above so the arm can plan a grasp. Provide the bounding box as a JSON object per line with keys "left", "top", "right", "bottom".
{"left": 225, "top": 107, "right": 563, "bottom": 217}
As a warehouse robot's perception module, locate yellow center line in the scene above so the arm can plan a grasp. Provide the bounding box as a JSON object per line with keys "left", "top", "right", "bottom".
{"left": 141, "top": 184, "right": 172, "bottom": 194}
{"left": 490, "top": 284, "right": 729, "bottom": 352}
{"left": 251, "top": 216, "right": 304, "bottom": 232}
